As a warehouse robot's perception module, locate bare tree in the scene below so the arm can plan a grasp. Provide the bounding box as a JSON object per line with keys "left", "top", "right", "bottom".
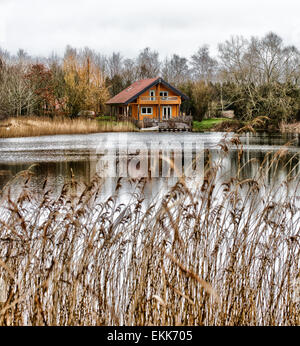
{"left": 191, "top": 45, "right": 218, "bottom": 82}
{"left": 136, "top": 47, "right": 160, "bottom": 79}
{"left": 219, "top": 32, "right": 300, "bottom": 86}
{"left": 162, "top": 54, "right": 190, "bottom": 86}
{"left": 0, "top": 56, "right": 3, "bottom": 77}
{"left": 64, "top": 45, "right": 77, "bottom": 60}
{"left": 122, "top": 58, "right": 138, "bottom": 85}
{"left": 0, "top": 64, "right": 36, "bottom": 116}
{"left": 217, "top": 32, "right": 300, "bottom": 124}
{"left": 0, "top": 47, "right": 10, "bottom": 62}
{"left": 218, "top": 36, "right": 249, "bottom": 84}
{"left": 107, "top": 52, "right": 123, "bottom": 80}
{"left": 94, "top": 53, "right": 107, "bottom": 78}
{"left": 248, "top": 32, "right": 284, "bottom": 84}
{"left": 282, "top": 45, "right": 300, "bottom": 84}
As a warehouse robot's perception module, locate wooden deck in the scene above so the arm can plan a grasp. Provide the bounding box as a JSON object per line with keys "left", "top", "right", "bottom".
{"left": 158, "top": 126, "right": 191, "bottom": 132}
{"left": 140, "top": 116, "right": 192, "bottom": 132}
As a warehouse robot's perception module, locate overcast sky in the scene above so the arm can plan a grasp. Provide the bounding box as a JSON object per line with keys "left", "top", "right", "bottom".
{"left": 1, "top": 0, "right": 300, "bottom": 59}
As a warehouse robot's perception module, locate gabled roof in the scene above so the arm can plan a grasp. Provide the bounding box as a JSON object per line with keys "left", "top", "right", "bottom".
{"left": 106, "top": 77, "right": 188, "bottom": 105}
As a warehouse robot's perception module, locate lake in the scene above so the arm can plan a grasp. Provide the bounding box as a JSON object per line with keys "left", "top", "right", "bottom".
{"left": 0, "top": 131, "right": 299, "bottom": 203}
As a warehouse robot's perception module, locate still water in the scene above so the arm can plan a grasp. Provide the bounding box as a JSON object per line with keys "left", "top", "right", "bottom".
{"left": 0, "top": 131, "right": 299, "bottom": 202}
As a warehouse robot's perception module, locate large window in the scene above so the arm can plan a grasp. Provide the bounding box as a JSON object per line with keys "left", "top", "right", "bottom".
{"left": 160, "top": 91, "right": 168, "bottom": 99}
{"left": 141, "top": 107, "right": 153, "bottom": 115}
{"left": 162, "top": 106, "right": 172, "bottom": 119}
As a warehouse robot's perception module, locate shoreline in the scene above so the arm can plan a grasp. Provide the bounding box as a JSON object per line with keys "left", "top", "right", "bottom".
{"left": 1, "top": 116, "right": 300, "bottom": 138}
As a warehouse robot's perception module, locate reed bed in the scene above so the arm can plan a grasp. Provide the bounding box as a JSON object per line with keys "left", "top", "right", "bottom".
{"left": 281, "top": 122, "right": 300, "bottom": 134}
{"left": 0, "top": 137, "right": 299, "bottom": 326}
{"left": 0, "top": 116, "right": 138, "bottom": 138}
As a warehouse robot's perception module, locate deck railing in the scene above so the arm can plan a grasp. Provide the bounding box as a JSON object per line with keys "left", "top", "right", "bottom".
{"left": 140, "top": 96, "right": 157, "bottom": 101}
{"left": 160, "top": 96, "right": 178, "bottom": 101}
{"left": 140, "top": 96, "right": 179, "bottom": 101}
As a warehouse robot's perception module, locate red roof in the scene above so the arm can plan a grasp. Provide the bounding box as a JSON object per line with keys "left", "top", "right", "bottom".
{"left": 106, "top": 77, "right": 159, "bottom": 105}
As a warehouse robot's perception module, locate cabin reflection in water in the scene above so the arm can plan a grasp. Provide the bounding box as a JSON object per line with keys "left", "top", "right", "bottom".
{"left": 0, "top": 132, "right": 299, "bottom": 204}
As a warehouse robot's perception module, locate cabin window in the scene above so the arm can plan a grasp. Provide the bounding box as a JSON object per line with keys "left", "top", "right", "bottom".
{"left": 149, "top": 90, "right": 155, "bottom": 100}
{"left": 160, "top": 91, "right": 168, "bottom": 100}
{"left": 141, "top": 107, "right": 153, "bottom": 115}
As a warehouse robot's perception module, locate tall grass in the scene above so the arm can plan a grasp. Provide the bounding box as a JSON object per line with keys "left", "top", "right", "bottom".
{"left": 0, "top": 116, "right": 138, "bottom": 138}
{"left": 0, "top": 137, "right": 299, "bottom": 326}
{"left": 281, "top": 122, "right": 300, "bottom": 134}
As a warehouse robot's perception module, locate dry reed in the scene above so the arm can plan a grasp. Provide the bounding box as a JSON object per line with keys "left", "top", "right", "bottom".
{"left": 281, "top": 122, "right": 300, "bottom": 134}
{"left": 0, "top": 137, "right": 299, "bottom": 326}
{"left": 0, "top": 116, "right": 138, "bottom": 138}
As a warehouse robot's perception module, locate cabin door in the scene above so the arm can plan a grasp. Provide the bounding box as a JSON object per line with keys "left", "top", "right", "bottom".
{"left": 162, "top": 106, "right": 172, "bottom": 120}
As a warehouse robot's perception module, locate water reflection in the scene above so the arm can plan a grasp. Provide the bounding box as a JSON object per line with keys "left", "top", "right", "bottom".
{"left": 0, "top": 132, "right": 299, "bottom": 201}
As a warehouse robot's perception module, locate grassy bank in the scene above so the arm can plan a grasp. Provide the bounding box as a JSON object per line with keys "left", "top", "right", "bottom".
{"left": 192, "top": 118, "right": 238, "bottom": 132}
{"left": 0, "top": 139, "right": 299, "bottom": 326}
{"left": 0, "top": 116, "right": 138, "bottom": 138}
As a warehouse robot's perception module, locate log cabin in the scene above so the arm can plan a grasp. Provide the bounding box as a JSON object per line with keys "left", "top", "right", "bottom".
{"left": 106, "top": 77, "right": 189, "bottom": 126}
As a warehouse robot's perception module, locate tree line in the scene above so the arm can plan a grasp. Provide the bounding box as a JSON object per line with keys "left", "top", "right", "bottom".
{"left": 0, "top": 32, "right": 300, "bottom": 128}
